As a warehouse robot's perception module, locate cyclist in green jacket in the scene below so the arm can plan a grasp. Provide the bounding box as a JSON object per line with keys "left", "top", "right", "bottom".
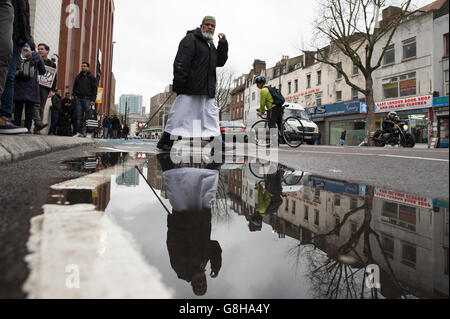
{"left": 255, "top": 76, "right": 283, "bottom": 147}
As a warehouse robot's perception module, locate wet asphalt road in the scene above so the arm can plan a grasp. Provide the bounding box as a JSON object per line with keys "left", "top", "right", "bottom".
{"left": 0, "top": 140, "right": 448, "bottom": 298}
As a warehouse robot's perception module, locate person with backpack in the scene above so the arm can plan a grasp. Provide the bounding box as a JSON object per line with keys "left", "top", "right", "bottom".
{"left": 255, "top": 76, "right": 285, "bottom": 147}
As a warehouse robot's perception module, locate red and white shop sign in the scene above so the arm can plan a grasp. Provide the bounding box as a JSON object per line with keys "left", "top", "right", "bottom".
{"left": 375, "top": 95, "right": 433, "bottom": 113}
{"left": 374, "top": 188, "right": 433, "bottom": 209}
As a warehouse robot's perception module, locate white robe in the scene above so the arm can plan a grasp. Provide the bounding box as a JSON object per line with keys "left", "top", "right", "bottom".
{"left": 164, "top": 95, "right": 220, "bottom": 138}
{"left": 163, "top": 168, "right": 219, "bottom": 212}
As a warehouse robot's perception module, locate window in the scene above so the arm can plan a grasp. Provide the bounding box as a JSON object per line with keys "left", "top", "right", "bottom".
{"left": 317, "top": 71, "right": 322, "bottom": 85}
{"left": 352, "top": 88, "right": 359, "bottom": 100}
{"left": 281, "top": 65, "right": 286, "bottom": 74}
{"left": 316, "top": 94, "right": 322, "bottom": 107}
{"left": 307, "top": 74, "right": 312, "bottom": 89}
{"left": 292, "top": 201, "right": 296, "bottom": 215}
{"left": 336, "top": 91, "right": 342, "bottom": 102}
{"left": 304, "top": 206, "right": 309, "bottom": 221}
{"left": 352, "top": 63, "right": 359, "bottom": 75}
{"left": 384, "top": 44, "right": 395, "bottom": 65}
{"left": 337, "top": 63, "right": 343, "bottom": 79}
{"left": 314, "top": 189, "right": 320, "bottom": 202}
{"left": 402, "top": 243, "right": 417, "bottom": 269}
{"left": 383, "top": 72, "right": 416, "bottom": 99}
{"left": 382, "top": 202, "right": 417, "bottom": 232}
{"left": 314, "top": 210, "right": 320, "bottom": 226}
{"left": 382, "top": 236, "right": 395, "bottom": 260}
{"left": 295, "top": 80, "right": 299, "bottom": 93}
{"left": 351, "top": 198, "right": 358, "bottom": 210}
{"left": 275, "top": 69, "right": 280, "bottom": 77}
{"left": 285, "top": 198, "right": 289, "bottom": 212}
{"left": 252, "top": 92, "right": 255, "bottom": 101}
{"left": 279, "top": 84, "right": 282, "bottom": 92}
{"left": 305, "top": 95, "right": 312, "bottom": 107}
{"left": 403, "top": 37, "right": 416, "bottom": 60}
{"left": 335, "top": 196, "right": 341, "bottom": 206}
{"left": 288, "top": 82, "right": 292, "bottom": 94}
{"left": 445, "top": 70, "right": 449, "bottom": 96}
{"left": 444, "top": 33, "right": 449, "bottom": 57}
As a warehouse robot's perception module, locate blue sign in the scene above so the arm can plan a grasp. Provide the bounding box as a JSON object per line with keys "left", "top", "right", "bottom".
{"left": 434, "top": 96, "right": 449, "bottom": 108}
{"left": 360, "top": 103, "right": 368, "bottom": 114}
{"left": 433, "top": 199, "right": 449, "bottom": 209}
{"left": 310, "top": 99, "right": 366, "bottom": 118}
{"left": 310, "top": 176, "right": 361, "bottom": 196}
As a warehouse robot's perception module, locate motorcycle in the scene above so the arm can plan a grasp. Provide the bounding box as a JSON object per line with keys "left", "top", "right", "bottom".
{"left": 372, "top": 120, "right": 416, "bottom": 148}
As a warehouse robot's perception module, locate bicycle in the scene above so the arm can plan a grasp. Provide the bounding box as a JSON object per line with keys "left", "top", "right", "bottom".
{"left": 249, "top": 160, "right": 305, "bottom": 186}
{"left": 250, "top": 107, "right": 306, "bottom": 148}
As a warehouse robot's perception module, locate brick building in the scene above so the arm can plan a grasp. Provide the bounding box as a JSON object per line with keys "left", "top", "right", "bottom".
{"left": 230, "top": 74, "right": 247, "bottom": 122}
{"left": 58, "top": 0, "right": 115, "bottom": 115}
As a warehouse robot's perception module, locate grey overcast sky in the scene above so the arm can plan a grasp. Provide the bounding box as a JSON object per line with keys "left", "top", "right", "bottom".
{"left": 112, "top": 0, "right": 435, "bottom": 112}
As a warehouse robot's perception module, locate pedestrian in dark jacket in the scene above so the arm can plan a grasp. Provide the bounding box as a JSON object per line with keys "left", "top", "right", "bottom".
{"left": 73, "top": 62, "right": 97, "bottom": 137}
{"left": 0, "top": 0, "right": 33, "bottom": 134}
{"left": 111, "top": 115, "right": 121, "bottom": 139}
{"left": 102, "top": 115, "right": 110, "bottom": 139}
{"left": 48, "top": 88, "right": 62, "bottom": 135}
{"left": 340, "top": 130, "right": 347, "bottom": 146}
{"left": 57, "top": 92, "right": 74, "bottom": 136}
{"left": 13, "top": 45, "right": 47, "bottom": 133}
{"left": 157, "top": 16, "right": 228, "bottom": 152}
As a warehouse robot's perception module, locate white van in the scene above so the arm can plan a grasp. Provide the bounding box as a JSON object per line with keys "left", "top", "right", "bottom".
{"left": 246, "top": 103, "right": 320, "bottom": 145}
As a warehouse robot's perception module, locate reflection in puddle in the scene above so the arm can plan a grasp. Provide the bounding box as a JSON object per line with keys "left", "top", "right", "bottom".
{"left": 29, "top": 152, "right": 449, "bottom": 299}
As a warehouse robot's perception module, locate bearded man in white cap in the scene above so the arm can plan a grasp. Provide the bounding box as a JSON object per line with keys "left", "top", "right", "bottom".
{"left": 157, "top": 16, "right": 228, "bottom": 152}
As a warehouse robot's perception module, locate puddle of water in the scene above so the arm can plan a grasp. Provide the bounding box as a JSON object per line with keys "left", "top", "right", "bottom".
{"left": 25, "top": 152, "right": 449, "bottom": 299}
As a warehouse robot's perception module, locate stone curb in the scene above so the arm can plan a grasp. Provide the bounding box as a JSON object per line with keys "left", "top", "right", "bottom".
{"left": 0, "top": 135, "right": 97, "bottom": 165}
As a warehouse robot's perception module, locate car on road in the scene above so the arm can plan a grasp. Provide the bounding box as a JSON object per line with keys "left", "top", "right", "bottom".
{"left": 220, "top": 121, "right": 248, "bottom": 143}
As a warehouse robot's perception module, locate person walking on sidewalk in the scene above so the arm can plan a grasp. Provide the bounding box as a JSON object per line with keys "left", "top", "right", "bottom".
{"left": 157, "top": 16, "right": 228, "bottom": 152}
{"left": 37, "top": 43, "right": 57, "bottom": 126}
{"left": 56, "top": 91, "right": 73, "bottom": 136}
{"left": 340, "top": 130, "right": 347, "bottom": 146}
{"left": 102, "top": 115, "right": 110, "bottom": 139}
{"left": 13, "top": 43, "right": 48, "bottom": 133}
{"left": 0, "top": 0, "right": 32, "bottom": 135}
{"left": 48, "top": 88, "right": 62, "bottom": 135}
{"left": 111, "top": 115, "right": 121, "bottom": 139}
{"left": 73, "top": 62, "right": 97, "bottom": 137}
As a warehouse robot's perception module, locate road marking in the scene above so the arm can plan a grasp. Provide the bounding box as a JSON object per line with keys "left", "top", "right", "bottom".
{"left": 279, "top": 149, "right": 449, "bottom": 162}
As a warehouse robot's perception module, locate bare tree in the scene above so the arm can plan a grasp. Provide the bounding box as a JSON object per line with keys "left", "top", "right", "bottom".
{"left": 311, "top": 0, "right": 413, "bottom": 145}
{"left": 215, "top": 69, "right": 234, "bottom": 120}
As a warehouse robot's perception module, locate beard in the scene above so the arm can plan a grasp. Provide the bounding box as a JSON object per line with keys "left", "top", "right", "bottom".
{"left": 201, "top": 30, "right": 214, "bottom": 41}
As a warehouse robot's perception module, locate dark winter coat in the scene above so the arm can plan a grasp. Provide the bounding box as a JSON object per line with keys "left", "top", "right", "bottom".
{"left": 62, "top": 98, "right": 75, "bottom": 118}
{"left": 73, "top": 71, "right": 97, "bottom": 102}
{"left": 102, "top": 117, "right": 110, "bottom": 127}
{"left": 167, "top": 209, "right": 222, "bottom": 283}
{"left": 111, "top": 117, "right": 121, "bottom": 130}
{"left": 14, "top": 51, "right": 46, "bottom": 103}
{"left": 12, "top": 0, "right": 33, "bottom": 49}
{"left": 173, "top": 28, "right": 228, "bottom": 98}
{"left": 51, "top": 93, "right": 62, "bottom": 113}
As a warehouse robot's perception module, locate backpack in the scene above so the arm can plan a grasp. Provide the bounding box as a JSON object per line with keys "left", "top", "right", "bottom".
{"left": 15, "top": 58, "right": 35, "bottom": 80}
{"left": 267, "top": 86, "right": 285, "bottom": 107}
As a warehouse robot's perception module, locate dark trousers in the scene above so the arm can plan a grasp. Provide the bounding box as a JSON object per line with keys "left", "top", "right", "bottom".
{"left": 0, "top": 0, "right": 13, "bottom": 97}
{"left": 268, "top": 106, "right": 283, "bottom": 130}
{"left": 49, "top": 110, "right": 59, "bottom": 134}
{"left": 13, "top": 102, "right": 35, "bottom": 130}
{"left": 0, "top": 40, "right": 18, "bottom": 119}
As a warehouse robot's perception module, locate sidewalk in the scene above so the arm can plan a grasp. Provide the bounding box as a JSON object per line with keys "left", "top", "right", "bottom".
{"left": 0, "top": 135, "right": 97, "bottom": 165}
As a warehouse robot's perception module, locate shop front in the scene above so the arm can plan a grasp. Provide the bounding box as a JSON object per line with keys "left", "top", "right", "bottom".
{"left": 308, "top": 99, "right": 366, "bottom": 146}
{"left": 433, "top": 96, "right": 449, "bottom": 148}
{"left": 375, "top": 95, "right": 433, "bottom": 144}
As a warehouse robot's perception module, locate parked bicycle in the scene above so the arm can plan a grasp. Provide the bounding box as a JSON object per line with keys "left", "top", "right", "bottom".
{"left": 250, "top": 107, "right": 306, "bottom": 148}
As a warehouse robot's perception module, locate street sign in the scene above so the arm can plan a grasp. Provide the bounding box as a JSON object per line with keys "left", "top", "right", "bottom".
{"left": 96, "top": 87, "right": 103, "bottom": 104}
